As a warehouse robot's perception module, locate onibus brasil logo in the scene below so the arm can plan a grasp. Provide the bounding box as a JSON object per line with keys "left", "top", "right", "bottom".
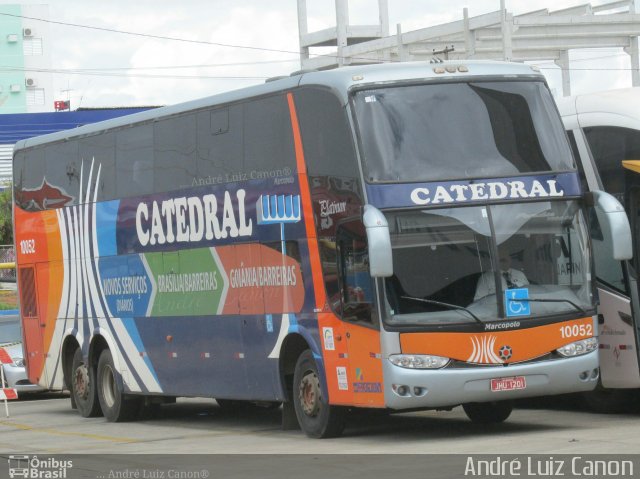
{"left": 8, "top": 456, "right": 73, "bottom": 479}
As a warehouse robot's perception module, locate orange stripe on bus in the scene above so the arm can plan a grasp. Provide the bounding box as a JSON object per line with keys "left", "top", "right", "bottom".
{"left": 287, "top": 92, "right": 326, "bottom": 310}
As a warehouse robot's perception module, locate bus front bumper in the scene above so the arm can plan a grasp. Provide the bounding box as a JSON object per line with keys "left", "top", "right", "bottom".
{"left": 383, "top": 350, "right": 598, "bottom": 410}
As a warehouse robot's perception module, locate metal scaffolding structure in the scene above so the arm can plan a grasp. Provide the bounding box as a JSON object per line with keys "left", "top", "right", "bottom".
{"left": 297, "top": 0, "right": 640, "bottom": 96}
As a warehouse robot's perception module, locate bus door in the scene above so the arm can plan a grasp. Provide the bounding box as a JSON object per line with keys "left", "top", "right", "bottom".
{"left": 336, "top": 221, "right": 385, "bottom": 407}
{"left": 573, "top": 124, "right": 640, "bottom": 388}
{"left": 18, "top": 265, "right": 47, "bottom": 386}
{"left": 616, "top": 164, "right": 640, "bottom": 387}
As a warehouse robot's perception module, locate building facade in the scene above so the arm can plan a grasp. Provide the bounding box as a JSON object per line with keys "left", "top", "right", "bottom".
{"left": 0, "top": 4, "right": 53, "bottom": 114}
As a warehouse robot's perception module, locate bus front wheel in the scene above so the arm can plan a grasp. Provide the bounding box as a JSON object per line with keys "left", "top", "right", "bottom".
{"left": 463, "top": 400, "right": 513, "bottom": 423}
{"left": 292, "top": 350, "right": 346, "bottom": 438}
{"left": 96, "top": 349, "right": 140, "bottom": 422}
{"left": 71, "top": 348, "right": 102, "bottom": 417}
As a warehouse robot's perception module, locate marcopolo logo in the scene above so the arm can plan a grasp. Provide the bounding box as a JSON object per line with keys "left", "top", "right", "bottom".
{"left": 8, "top": 455, "right": 73, "bottom": 479}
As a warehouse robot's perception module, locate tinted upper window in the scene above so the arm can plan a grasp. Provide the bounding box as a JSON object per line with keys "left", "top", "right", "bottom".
{"left": 294, "top": 88, "right": 360, "bottom": 179}
{"left": 116, "top": 124, "right": 154, "bottom": 197}
{"left": 154, "top": 114, "right": 197, "bottom": 192}
{"left": 354, "top": 80, "right": 573, "bottom": 183}
{"left": 14, "top": 93, "right": 297, "bottom": 209}
{"left": 243, "top": 95, "right": 295, "bottom": 176}
{"left": 196, "top": 94, "right": 295, "bottom": 185}
{"left": 79, "top": 133, "right": 115, "bottom": 202}
{"left": 584, "top": 126, "right": 640, "bottom": 202}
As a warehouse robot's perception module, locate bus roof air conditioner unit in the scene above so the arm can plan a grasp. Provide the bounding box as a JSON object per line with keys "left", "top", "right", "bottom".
{"left": 23, "top": 28, "right": 33, "bottom": 37}
{"left": 25, "top": 78, "right": 37, "bottom": 87}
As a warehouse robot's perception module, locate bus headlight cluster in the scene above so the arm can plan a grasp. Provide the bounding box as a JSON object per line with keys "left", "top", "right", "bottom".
{"left": 389, "top": 354, "right": 450, "bottom": 369}
{"left": 556, "top": 337, "right": 598, "bottom": 357}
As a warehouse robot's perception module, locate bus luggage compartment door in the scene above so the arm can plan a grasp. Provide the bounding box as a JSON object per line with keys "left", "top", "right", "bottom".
{"left": 18, "top": 265, "right": 47, "bottom": 386}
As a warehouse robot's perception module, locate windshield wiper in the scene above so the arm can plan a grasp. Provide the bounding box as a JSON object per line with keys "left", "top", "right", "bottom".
{"left": 512, "top": 298, "right": 586, "bottom": 315}
{"left": 401, "top": 296, "right": 483, "bottom": 324}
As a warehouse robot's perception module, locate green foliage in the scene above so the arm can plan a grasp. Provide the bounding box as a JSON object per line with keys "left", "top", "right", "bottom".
{"left": 0, "top": 187, "right": 13, "bottom": 245}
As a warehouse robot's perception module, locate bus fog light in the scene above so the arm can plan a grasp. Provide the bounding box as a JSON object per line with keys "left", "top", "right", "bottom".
{"left": 413, "top": 386, "right": 427, "bottom": 396}
{"left": 389, "top": 354, "right": 450, "bottom": 369}
{"left": 556, "top": 337, "right": 598, "bottom": 357}
{"left": 392, "top": 384, "right": 410, "bottom": 396}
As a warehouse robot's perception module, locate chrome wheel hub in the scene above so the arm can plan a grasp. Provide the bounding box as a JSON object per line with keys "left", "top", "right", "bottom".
{"left": 299, "top": 371, "right": 321, "bottom": 417}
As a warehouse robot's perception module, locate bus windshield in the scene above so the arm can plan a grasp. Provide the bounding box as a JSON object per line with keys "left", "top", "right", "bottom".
{"left": 383, "top": 200, "right": 592, "bottom": 327}
{"left": 354, "top": 80, "right": 573, "bottom": 183}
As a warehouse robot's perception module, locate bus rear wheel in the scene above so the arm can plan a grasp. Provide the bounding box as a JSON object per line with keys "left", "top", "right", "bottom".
{"left": 463, "top": 400, "right": 513, "bottom": 423}
{"left": 71, "top": 348, "right": 102, "bottom": 417}
{"left": 97, "top": 349, "right": 141, "bottom": 422}
{"left": 292, "top": 350, "right": 346, "bottom": 438}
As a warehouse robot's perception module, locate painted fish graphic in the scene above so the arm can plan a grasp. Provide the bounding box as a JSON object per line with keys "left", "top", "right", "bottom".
{"left": 15, "top": 179, "right": 74, "bottom": 210}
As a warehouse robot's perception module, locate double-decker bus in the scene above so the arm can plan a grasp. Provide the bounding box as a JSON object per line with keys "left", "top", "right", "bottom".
{"left": 557, "top": 88, "right": 640, "bottom": 411}
{"left": 13, "top": 61, "right": 631, "bottom": 438}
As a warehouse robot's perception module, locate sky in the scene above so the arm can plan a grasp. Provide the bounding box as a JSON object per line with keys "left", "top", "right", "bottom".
{"left": 1, "top": 0, "right": 637, "bottom": 108}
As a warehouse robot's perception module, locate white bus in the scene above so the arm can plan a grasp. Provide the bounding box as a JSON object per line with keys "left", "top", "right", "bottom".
{"left": 557, "top": 88, "right": 640, "bottom": 411}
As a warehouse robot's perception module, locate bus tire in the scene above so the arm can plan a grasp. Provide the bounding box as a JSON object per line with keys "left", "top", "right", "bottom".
{"left": 71, "top": 348, "right": 102, "bottom": 418}
{"left": 293, "top": 350, "right": 346, "bottom": 438}
{"left": 463, "top": 400, "right": 513, "bottom": 423}
{"left": 96, "top": 349, "right": 140, "bottom": 422}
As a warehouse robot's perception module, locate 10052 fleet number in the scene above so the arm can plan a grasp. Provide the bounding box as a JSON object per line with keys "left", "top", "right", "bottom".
{"left": 560, "top": 324, "right": 592, "bottom": 339}
{"left": 20, "top": 239, "right": 36, "bottom": 255}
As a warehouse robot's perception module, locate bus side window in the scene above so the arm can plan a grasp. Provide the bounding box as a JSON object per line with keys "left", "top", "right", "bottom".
{"left": 337, "top": 222, "right": 373, "bottom": 323}
{"left": 14, "top": 149, "right": 45, "bottom": 211}
{"left": 583, "top": 126, "right": 640, "bottom": 294}
{"left": 154, "top": 114, "right": 197, "bottom": 193}
{"left": 196, "top": 105, "right": 243, "bottom": 182}
{"left": 116, "top": 124, "right": 154, "bottom": 198}
{"left": 566, "top": 130, "right": 589, "bottom": 192}
{"left": 45, "top": 140, "right": 80, "bottom": 205}
{"left": 79, "top": 133, "right": 116, "bottom": 202}
{"left": 583, "top": 126, "right": 631, "bottom": 201}
{"left": 244, "top": 94, "right": 296, "bottom": 175}
{"left": 318, "top": 239, "right": 341, "bottom": 314}
{"left": 589, "top": 206, "right": 628, "bottom": 294}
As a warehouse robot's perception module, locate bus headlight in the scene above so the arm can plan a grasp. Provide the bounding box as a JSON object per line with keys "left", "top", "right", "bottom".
{"left": 389, "top": 354, "right": 450, "bottom": 369}
{"left": 556, "top": 337, "right": 598, "bottom": 357}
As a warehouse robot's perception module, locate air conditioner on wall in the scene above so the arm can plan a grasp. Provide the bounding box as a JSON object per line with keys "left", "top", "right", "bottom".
{"left": 10, "top": 84, "right": 21, "bottom": 92}
{"left": 25, "top": 78, "right": 37, "bottom": 87}
{"left": 23, "top": 28, "right": 33, "bottom": 37}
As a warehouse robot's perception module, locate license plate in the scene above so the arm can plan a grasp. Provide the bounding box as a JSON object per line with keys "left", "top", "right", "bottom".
{"left": 491, "top": 376, "right": 526, "bottom": 392}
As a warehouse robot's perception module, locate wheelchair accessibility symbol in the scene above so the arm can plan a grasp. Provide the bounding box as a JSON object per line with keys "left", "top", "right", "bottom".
{"left": 505, "top": 288, "right": 530, "bottom": 317}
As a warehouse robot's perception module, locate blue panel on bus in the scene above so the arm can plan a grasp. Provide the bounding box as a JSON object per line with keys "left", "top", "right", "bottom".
{"left": 98, "top": 255, "right": 152, "bottom": 318}
{"left": 95, "top": 200, "right": 119, "bottom": 257}
{"left": 133, "top": 315, "right": 282, "bottom": 399}
{"left": 365, "top": 172, "right": 582, "bottom": 209}
{"left": 115, "top": 178, "right": 307, "bottom": 255}
{"left": 120, "top": 317, "right": 160, "bottom": 384}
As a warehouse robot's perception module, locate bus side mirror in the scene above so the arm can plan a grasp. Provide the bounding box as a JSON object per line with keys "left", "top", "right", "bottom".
{"left": 589, "top": 190, "right": 632, "bottom": 260}
{"left": 363, "top": 205, "right": 393, "bottom": 277}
